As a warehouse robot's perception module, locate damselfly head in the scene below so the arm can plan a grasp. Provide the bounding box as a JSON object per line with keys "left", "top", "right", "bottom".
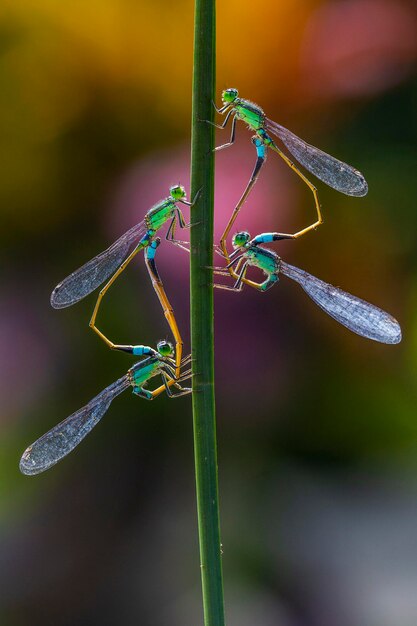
{"left": 157, "top": 340, "right": 174, "bottom": 358}
{"left": 169, "top": 184, "right": 186, "bottom": 201}
{"left": 232, "top": 231, "right": 250, "bottom": 248}
{"left": 222, "top": 88, "right": 238, "bottom": 104}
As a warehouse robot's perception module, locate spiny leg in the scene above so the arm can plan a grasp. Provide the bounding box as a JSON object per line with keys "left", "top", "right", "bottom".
{"left": 165, "top": 197, "right": 203, "bottom": 251}
{"left": 149, "top": 369, "right": 192, "bottom": 400}
{"left": 211, "top": 254, "right": 244, "bottom": 276}
{"left": 132, "top": 360, "right": 192, "bottom": 400}
{"left": 173, "top": 367, "right": 193, "bottom": 381}
{"left": 166, "top": 386, "right": 192, "bottom": 398}
{"left": 165, "top": 216, "right": 190, "bottom": 252}
{"left": 212, "top": 101, "right": 231, "bottom": 115}
{"left": 205, "top": 107, "right": 234, "bottom": 133}
{"left": 165, "top": 369, "right": 193, "bottom": 397}
{"left": 134, "top": 382, "right": 189, "bottom": 401}
{"left": 214, "top": 260, "right": 249, "bottom": 292}
{"left": 179, "top": 187, "right": 202, "bottom": 210}
{"left": 162, "top": 372, "right": 192, "bottom": 398}
{"left": 212, "top": 251, "right": 263, "bottom": 291}
{"left": 233, "top": 261, "right": 250, "bottom": 291}
{"left": 214, "top": 258, "right": 275, "bottom": 293}
{"left": 270, "top": 143, "right": 323, "bottom": 238}
{"left": 180, "top": 353, "right": 193, "bottom": 367}
{"left": 214, "top": 114, "right": 237, "bottom": 152}
{"left": 213, "top": 258, "right": 246, "bottom": 291}
{"left": 89, "top": 245, "right": 143, "bottom": 348}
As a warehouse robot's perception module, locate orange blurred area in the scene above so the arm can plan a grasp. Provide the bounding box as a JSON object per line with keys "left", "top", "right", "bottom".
{"left": 1, "top": 1, "right": 417, "bottom": 624}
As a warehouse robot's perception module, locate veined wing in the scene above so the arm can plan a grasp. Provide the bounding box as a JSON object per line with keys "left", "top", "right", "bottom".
{"left": 280, "top": 261, "right": 401, "bottom": 344}
{"left": 266, "top": 119, "right": 368, "bottom": 197}
{"left": 20, "top": 375, "right": 131, "bottom": 475}
{"left": 50, "top": 221, "right": 147, "bottom": 308}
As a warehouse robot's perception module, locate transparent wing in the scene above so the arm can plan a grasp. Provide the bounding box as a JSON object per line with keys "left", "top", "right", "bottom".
{"left": 280, "top": 261, "right": 401, "bottom": 344}
{"left": 20, "top": 375, "right": 131, "bottom": 475}
{"left": 50, "top": 221, "right": 147, "bottom": 308}
{"left": 266, "top": 118, "right": 368, "bottom": 197}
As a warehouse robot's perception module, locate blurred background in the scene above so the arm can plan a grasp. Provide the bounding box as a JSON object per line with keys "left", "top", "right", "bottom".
{"left": 1, "top": 0, "right": 417, "bottom": 623}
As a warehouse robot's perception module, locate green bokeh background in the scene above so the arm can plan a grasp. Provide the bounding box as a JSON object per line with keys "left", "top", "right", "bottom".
{"left": 1, "top": 0, "right": 417, "bottom": 624}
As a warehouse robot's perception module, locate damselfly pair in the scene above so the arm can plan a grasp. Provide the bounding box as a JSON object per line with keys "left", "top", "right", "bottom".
{"left": 210, "top": 89, "right": 399, "bottom": 342}
{"left": 20, "top": 187, "right": 197, "bottom": 475}
{"left": 20, "top": 90, "right": 401, "bottom": 475}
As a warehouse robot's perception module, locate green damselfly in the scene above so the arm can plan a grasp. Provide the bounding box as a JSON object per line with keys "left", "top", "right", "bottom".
{"left": 214, "top": 230, "right": 401, "bottom": 345}
{"left": 51, "top": 185, "right": 198, "bottom": 348}
{"left": 20, "top": 342, "right": 192, "bottom": 475}
{"left": 212, "top": 89, "right": 368, "bottom": 279}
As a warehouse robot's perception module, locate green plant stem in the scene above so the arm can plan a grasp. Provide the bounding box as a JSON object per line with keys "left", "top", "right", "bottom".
{"left": 190, "top": 1, "right": 225, "bottom": 625}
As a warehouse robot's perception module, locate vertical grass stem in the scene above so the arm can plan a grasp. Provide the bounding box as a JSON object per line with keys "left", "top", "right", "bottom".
{"left": 190, "top": 0, "right": 225, "bottom": 624}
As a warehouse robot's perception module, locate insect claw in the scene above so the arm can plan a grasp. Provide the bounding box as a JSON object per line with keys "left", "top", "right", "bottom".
{"left": 180, "top": 354, "right": 193, "bottom": 366}
{"left": 214, "top": 244, "right": 226, "bottom": 256}
{"left": 193, "top": 187, "right": 203, "bottom": 202}
{"left": 206, "top": 265, "right": 230, "bottom": 274}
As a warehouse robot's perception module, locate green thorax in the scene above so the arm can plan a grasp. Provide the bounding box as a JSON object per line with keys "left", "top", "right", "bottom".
{"left": 128, "top": 357, "right": 161, "bottom": 388}
{"left": 246, "top": 245, "right": 280, "bottom": 276}
{"left": 145, "top": 198, "right": 176, "bottom": 232}
{"left": 233, "top": 98, "right": 266, "bottom": 132}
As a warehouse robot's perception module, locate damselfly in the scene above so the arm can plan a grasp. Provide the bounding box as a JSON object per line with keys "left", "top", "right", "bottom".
{"left": 213, "top": 231, "right": 401, "bottom": 345}
{"left": 51, "top": 185, "right": 198, "bottom": 348}
{"left": 211, "top": 89, "right": 368, "bottom": 279}
{"left": 20, "top": 342, "right": 192, "bottom": 475}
